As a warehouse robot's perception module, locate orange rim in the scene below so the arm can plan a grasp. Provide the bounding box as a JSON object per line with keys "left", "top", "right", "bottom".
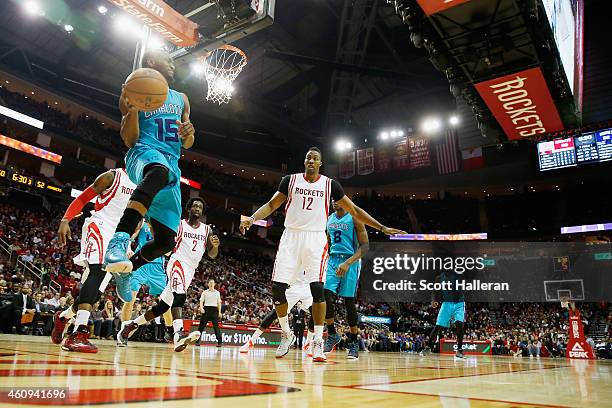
{"left": 202, "top": 44, "right": 247, "bottom": 70}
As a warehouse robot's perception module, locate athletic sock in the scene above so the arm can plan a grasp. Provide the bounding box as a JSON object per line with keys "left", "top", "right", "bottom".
{"left": 278, "top": 315, "right": 290, "bottom": 333}
{"left": 172, "top": 319, "right": 183, "bottom": 335}
{"left": 327, "top": 323, "right": 336, "bottom": 335}
{"left": 60, "top": 307, "right": 76, "bottom": 320}
{"left": 314, "top": 325, "right": 324, "bottom": 341}
{"left": 73, "top": 310, "right": 90, "bottom": 333}
{"left": 251, "top": 328, "right": 264, "bottom": 343}
{"left": 115, "top": 208, "right": 142, "bottom": 236}
{"left": 134, "top": 314, "right": 148, "bottom": 326}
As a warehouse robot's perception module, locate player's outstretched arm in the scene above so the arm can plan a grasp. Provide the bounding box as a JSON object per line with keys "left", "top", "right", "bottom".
{"left": 336, "top": 220, "right": 369, "bottom": 277}
{"left": 177, "top": 93, "right": 195, "bottom": 149}
{"left": 207, "top": 233, "right": 220, "bottom": 259}
{"left": 57, "top": 170, "right": 116, "bottom": 247}
{"left": 336, "top": 195, "right": 406, "bottom": 236}
{"left": 119, "top": 85, "right": 140, "bottom": 148}
{"left": 239, "top": 191, "right": 287, "bottom": 234}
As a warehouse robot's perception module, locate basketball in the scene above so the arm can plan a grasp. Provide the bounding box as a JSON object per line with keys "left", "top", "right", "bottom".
{"left": 124, "top": 68, "right": 168, "bottom": 111}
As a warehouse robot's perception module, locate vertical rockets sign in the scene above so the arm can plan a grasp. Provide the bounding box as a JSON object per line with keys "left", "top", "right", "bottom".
{"left": 474, "top": 68, "right": 564, "bottom": 140}
{"left": 416, "top": 0, "right": 472, "bottom": 16}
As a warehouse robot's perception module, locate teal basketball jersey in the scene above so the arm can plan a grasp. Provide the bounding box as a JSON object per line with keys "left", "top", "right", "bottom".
{"left": 327, "top": 212, "right": 358, "bottom": 255}
{"left": 137, "top": 88, "right": 184, "bottom": 159}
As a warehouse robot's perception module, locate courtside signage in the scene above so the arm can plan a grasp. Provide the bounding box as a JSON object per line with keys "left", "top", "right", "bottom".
{"left": 474, "top": 67, "right": 564, "bottom": 140}
{"left": 440, "top": 339, "right": 492, "bottom": 355}
{"left": 360, "top": 316, "right": 392, "bottom": 325}
{"left": 416, "top": 0, "right": 471, "bottom": 16}
{"left": 106, "top": 0, "right": 199, "bottom": 46}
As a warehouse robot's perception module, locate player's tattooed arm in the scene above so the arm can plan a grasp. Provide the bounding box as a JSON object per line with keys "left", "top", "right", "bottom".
{"left": 119, "top": 85, "right": 140, "bottom": 148}
{"left": 177, "top": 93, "right": 195, "bottom": 149}
{"left": 239, "top": 191, "right": 287, "bottom": 234}
{"left": 336, "top": 219, "right": 369, "bottom": 277}
{"left": 207, "top": 233, "right": 220, "bottom": 259}
{"left": 57, "top": 170, "right": 116, "bottom": 247}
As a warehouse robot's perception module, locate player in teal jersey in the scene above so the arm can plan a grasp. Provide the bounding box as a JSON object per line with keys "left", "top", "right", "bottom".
{"left": 105, "top": 49, "right": 195, "bottom": 319}
{"left": 324, "top": 200, "right": 369, "bottom": 359}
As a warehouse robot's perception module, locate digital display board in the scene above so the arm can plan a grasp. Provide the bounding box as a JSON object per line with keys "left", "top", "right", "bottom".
{"left": 574, "top": 133, "right": 599, "bottom": 163}
{"left": 538, "top": 128, "right": 612, "bottom": 171}
{"left": 537, "top": 137, "right": 576, "bottom": 171}
{"left": 0, "top": 169, "right": 63, "bottom": 193}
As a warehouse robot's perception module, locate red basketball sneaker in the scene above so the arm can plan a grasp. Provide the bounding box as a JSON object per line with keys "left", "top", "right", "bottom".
{"left": 50, "top": 312, "right": 67, "bottom": 345}
{"left": 62, "top": 327, "right": 98, "bottom": 353}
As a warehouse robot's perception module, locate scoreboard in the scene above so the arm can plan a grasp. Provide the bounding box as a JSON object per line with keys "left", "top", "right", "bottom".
{"left": 538, "top": 137, "right": 576, "bottom": 171}
{"left": 0, "top": 169, "right": 63, "bottom": 194}
{"left": 538, "top": 127, "right": 612, "bottom": 171}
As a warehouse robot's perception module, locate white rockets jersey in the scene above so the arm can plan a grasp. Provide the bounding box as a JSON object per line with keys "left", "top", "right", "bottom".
{"left": 284, "top": 173, "right": 332, "bottom": 232}
{"left": 87, "top": 168, "right": 136, "bottom": 233}
{"left": 171, "top": 219, "right": 211, "bottom": 270}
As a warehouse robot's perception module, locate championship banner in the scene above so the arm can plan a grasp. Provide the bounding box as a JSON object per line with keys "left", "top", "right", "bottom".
{"left": 375, "top": 144, "right": 392, "bottom": 172}
{"left": 416, "top": 0, "right": 472, "bottom": 16}
{"left": 357, "top": 148, "right": 374, "bottom": 175}
{"left": 409, "top": 137, "right": 431, "bottom": 169}
{"left": 392, "top": 139, "right": 410, "bottom": 169}
{"left": 474, "top": 67, "right": 564, "bottom": 140}
{"left": 106, "top": 0, "right": 199, "bottom": 46}
{"left": 339, "top": 150, "right": 355, "bottom": 179}
{"left": 184, "top": 321, "right": 282, "bottom": 347}
{"left": 440, "top": 339, "right": 492, "bottom": 355}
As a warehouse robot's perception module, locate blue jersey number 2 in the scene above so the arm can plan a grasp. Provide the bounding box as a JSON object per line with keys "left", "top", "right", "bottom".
{"left": 154, "top": 118, "right": 179, "bottom": 143}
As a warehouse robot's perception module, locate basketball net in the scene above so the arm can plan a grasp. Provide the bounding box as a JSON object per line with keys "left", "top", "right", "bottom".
{"left": 202, "top": 45, "right": 247, "bottom": 104}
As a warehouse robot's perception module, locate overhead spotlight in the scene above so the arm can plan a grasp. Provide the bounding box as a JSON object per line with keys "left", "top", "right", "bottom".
{"left": 449, "top": 115, "right": 460, "bottom": 126}
{"left": 398, "top": 130, "right": 404, "bottom": 137}
{"left": 335, "top": 139, "right": 352, "bottom": 152}
{"left": 98, "top": 5, "right": 108, "bottom": 15}
{"left": 147, "top": 36, "right": 165, "bottom": 50}
{"left": 64, "top": 24, "right": 74, "bottom": 33}
{"left": 390, "top": 130, "right": 397, "bottom": 138}
{"left": 346, "top": 142, "right": 352, "bottom": 149}
{"left": 422, "top": 118, "right": 441, "bottom": 134}
{"left": 381, "top": 131, "right": 389, "bottom": 140}
{"left": 24, "top": 1, "right": 43, "bottom": 16}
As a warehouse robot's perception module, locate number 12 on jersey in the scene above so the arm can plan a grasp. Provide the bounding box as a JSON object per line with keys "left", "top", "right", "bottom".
{"left": 302, "top": 196, "right": 313, "bottom": 210}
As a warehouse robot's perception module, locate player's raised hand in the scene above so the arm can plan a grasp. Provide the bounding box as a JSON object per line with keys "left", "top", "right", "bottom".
{"left": 381, "top": 226, "right": 406, "bottom": 236}
{"left": 210, "top": 235, "right": 220, "bottom": 248}
{"left": 176, "top": 120, "right": 195, "bottom": 141}
{"left": 239, "top": 217, "right": 254, "bottom": 235}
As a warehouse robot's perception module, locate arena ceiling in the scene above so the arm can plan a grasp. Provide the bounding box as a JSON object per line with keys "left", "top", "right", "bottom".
{"left": 0, "top": 0, "right": 456, "bottom": 168}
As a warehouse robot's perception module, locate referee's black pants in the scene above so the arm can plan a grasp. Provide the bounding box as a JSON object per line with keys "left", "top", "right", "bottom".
{"left": 198, "top": 306, "right": 222, "bottom": 345}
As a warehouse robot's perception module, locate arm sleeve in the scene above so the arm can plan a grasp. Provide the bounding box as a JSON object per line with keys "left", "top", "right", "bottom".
{"left": 330, "top": 179, "right": 345, "bottom": 201}
{"left": 278, "top": 175, "right": 291, "bottom": 195}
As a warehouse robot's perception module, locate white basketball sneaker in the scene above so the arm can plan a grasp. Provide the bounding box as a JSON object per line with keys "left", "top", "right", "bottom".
{"left": 239, "top": 340, "right": 254, "bottom": 354}
{"left": 275, "top": 331, "right": 296, "bottom": 358}
{"left": 303, "top": 340, "right": 312, "bottom": 357}
{"left": 312, "top": 339, "right": 327, "bottom": 362}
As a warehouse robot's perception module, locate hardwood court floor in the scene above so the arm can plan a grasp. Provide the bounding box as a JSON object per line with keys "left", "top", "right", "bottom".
{"left": 0, "top": 335, "right": 610, "bottom": 407}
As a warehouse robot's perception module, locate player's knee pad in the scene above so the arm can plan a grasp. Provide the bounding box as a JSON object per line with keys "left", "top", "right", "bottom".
{"left": 310, "top": 282, "right": 325, "bottom": 303}
{"left": 151, "top": 300, "right": 171, "bottom": 317}
{"left": 271, "top": 282, "right": 289, "bottom": 305}
{"left": 344, "top": 297, "right": 358, "bottom": 327}
{"left": 171, "top": 293, "right": 186, "bottom": 308}
{"left": 130, "top": 164, "right": 169, "bottom": 208}
{"left": 79, "top": 264, "right": 105, "bottom": 305}
{"left": 324, "top": 290, "right": 335, "bottom": 319}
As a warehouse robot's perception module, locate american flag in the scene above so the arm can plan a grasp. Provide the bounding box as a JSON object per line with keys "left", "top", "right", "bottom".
{"left": 436, "top": 129, "right": 460, "bottom": 175}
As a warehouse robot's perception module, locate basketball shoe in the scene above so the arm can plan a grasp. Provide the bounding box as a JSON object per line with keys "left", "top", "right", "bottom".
{"left": 347, "top": 340, "right": 359, "bottom": 360}
{"left": 312, "top": 339, "right": 327, "bottom": 362}
{"left": 112, "top": 272, "right": 133, "bottom": 302}
{"left": 104, "top": 232, "right": 132, "bottom": 273}
{"left": 62, "top": 326, "right": 98, "bottom": 353}
{"left": 303, "top": 340, "right": 312, "bottom": 357}
{"left": 275, "top": 331, "right": 296, "bottom": 358}
{"left": 455, "top": 349, "right": 465, "bottom": 359}
{"left": 239, "top": 339, "right": 254, "bottom": 353}
{"left": 117, "top": 320, "right": 138, "bottom": 347}
{"left": 51, "top": 312, "right": 67, "bottom": 345}
{"left": 324, "top": 333, "right": 341, "bottom": 353}
{"left": 174, "top": 330, "right": 201, "bottom": 352}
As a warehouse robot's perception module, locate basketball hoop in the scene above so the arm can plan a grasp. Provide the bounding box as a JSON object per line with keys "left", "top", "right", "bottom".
{"left": 202, "top": 44, "right": 247, "bottom": 104}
